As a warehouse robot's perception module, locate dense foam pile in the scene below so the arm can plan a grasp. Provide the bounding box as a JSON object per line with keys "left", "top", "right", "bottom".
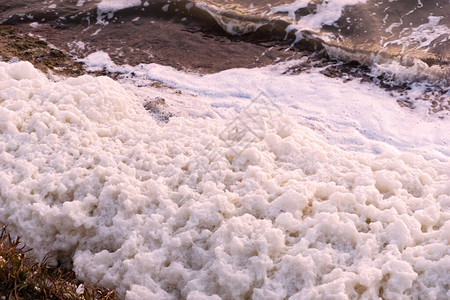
{"left": 0, "top": 62, "right": 449, "bottom": 299}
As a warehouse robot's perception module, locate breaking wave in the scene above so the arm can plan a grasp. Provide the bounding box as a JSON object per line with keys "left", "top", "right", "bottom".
{"left": 1, "top": 0, "right": 449, "bottom": 84}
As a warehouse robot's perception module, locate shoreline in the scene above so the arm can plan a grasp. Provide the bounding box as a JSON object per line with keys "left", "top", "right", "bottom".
{"left": 1, "top": 24, "right": 448, "bottom": 117}
{"left": 0, "top": 21, "right": 449, "bottom": 299}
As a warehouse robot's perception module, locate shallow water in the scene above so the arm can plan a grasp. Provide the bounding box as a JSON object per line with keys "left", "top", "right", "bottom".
{"left": 205, "top": 0, "right": 450, "bottom": 64}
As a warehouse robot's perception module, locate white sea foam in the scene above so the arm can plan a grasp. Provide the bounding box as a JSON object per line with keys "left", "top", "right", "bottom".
{"left": 271, "top": 0, "right": 367, "bottom": 31}
{"left": 325, "top": 46, "right": 450, "bottom": 86}
{"left": 1, "top": 61, "right": 449, "bottom": 299}
{"left": 370, "top": 59, "right": 449, "bottom": 85}
{"left": 97, "top": 0, "right": 142, "bottom": 23}
{"left": 97, "top": 0, "right": 142, "bottom": 14}
{"left": 383, "top": 16, "right": 450, "bottom": 52}
{"left": 81, "top": 51, "right": 450, "bottom": 160}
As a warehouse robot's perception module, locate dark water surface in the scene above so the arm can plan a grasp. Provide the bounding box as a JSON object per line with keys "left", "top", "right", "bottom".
{"left": 205, "top": 0, "right": 449, "bottom": 63}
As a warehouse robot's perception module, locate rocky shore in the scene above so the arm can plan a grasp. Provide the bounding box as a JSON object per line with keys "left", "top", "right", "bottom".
{"left": 0, "top": 25, "right": 85, "bottom": 76}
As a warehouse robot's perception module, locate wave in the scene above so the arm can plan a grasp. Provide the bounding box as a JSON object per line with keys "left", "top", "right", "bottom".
{"left": 195, "top": 0, "right": 450, "bottom": 84}
{"left": 1, "top": 0, "right": 449, "bottom": 85}
{"left": 92, "top": 0, "right": 450, "bottom": 85}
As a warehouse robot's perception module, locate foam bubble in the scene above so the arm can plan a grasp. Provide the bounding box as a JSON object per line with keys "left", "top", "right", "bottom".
{"left": 1, "top": 61, "right": 449, "bottom": 299}
{"left": 80, "top": 52, "right": 450, "bottom": 159}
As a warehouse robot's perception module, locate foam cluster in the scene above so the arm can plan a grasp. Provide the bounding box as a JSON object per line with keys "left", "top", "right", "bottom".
{"left": 0, "top": 62, "right": 449, "bottom": 299}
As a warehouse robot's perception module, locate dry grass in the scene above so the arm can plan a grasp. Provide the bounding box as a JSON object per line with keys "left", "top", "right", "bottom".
{"left": 0, "top": 226, "right": 119, "bottom": 300}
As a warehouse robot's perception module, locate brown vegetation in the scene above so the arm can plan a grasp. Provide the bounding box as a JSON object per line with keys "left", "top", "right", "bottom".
{"left": 0, "top": 25, "right": 84, "bottom": 76}
{"left": 0, "top": 226, "right": 119, "bottom": 300}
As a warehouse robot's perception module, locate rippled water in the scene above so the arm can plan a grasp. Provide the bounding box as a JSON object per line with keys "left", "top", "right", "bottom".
{"left": 202, "top": 0, "right": 449, "bottom": 66}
